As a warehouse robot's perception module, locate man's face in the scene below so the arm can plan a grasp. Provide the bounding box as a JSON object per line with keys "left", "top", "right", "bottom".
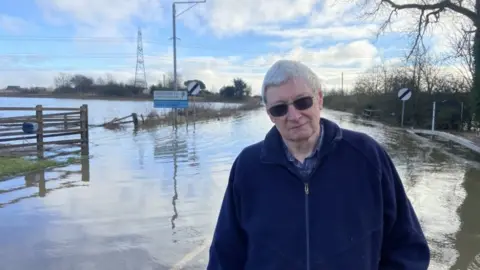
{"left": 265, "top": 77, "right": 323, "bottom": 142}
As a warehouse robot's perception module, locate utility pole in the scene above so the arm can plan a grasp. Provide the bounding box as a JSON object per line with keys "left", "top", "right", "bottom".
{"left": 432, "top": 101, "right": 436, "bottom": 131}
{"left": 341, "top": 72, "right": 344, "bottom": 92}
{"left": 172, "top": 0, "right": 206, "bottom": 126}
{"left": 384, "top": 69, "right": 387, "bottom": 94}
{"left": 173, "top": 3, "right": 177, "bottom": 93}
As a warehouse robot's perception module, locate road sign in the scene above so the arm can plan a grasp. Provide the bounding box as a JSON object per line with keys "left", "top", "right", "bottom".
{"left": 398, "top": 88, "right": 411, "bottom": 101}
{"left": 187, "top": 81, "right": 201, "bottom": 96}
{"left": 397, "top": 88, "right": 411, "bottom": 127}
{"left": 153, "top": 90, "right": 188, "bottom": 108}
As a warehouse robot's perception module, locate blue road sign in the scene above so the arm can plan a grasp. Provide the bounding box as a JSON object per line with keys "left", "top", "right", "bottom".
{"left": 153, "top": 90, "right": 189, "bottom": 108}
{"left": 154, "top": 100, "right": 188, "bottom": 108}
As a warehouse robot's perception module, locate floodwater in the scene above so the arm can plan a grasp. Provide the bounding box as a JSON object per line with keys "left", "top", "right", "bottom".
{"left": 0, "top": 97, "right": 479, "bottom": 270}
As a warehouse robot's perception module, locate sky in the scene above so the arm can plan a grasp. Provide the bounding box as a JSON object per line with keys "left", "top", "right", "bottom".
{"left": 0, "top": 0, "right": 469, "bottom": 95}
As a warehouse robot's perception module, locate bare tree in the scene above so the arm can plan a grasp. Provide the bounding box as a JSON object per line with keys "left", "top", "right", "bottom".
{"left": 361, "top": 0, "right": 480, "bottom": 118}
{"left": 352, "top": 63, "right": 389, "bottom": 95}
{"left": 406, "top": 45, "right": 443, "bottom": 94}
{"left": 95, "top": 77, "right": 106, "bottom": 86}
{"left": 54, "top": 73, "right": 72, "bottom": 88}
{"left": 448, "top": 21, "right": 475, "bottom": 87}
{"left": 165, "top": 72, "right": 184, "bottom": 89}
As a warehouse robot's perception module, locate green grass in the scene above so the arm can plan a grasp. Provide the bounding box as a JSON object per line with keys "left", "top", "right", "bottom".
{"left": 0, "top": 156, "right": 81, "bottom": 180}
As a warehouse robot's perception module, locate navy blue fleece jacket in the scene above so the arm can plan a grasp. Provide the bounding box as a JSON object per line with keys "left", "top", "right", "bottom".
{"left": 207, "top": 118, "right": 430, "bottom": 270}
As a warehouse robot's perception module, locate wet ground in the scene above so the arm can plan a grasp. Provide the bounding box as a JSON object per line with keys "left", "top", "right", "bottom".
{"left": 0, "top": 98, "right": 479, "bottom": 269}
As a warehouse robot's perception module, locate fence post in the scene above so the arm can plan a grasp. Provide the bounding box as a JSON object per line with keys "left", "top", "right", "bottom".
{"left": 131, "top": 113, "right": 139, "bottom": 129}
{"left": 81, "top": 155, "right": 90, "bottom": 182}
{"left": 64, "top": 114, "right": 68, "bottom": 130}
{"left": 35, "top": 105, "right": 44, "bottom": 158}
{"left": 80, "top": 104, "right": 89, "bottom": 156}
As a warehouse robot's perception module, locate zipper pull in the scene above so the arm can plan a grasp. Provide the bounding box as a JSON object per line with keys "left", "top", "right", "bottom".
{"left": 304, "top": 183, "right": 309, "bottom": 195}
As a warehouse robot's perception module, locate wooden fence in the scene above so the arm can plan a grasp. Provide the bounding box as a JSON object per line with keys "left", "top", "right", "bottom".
{"left": 0, "top": 105, "right": 89, "bottom": 158}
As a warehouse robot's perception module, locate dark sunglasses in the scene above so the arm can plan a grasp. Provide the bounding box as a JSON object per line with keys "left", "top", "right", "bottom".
{"left": 268, "top": 96, "right": 314, "bottom": 117}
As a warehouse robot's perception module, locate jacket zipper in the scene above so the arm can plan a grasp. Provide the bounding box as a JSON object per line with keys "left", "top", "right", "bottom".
{"left": 304, "top": 182, "right": 310, "bottom": 270}
{"left": 303, "top": 157, "right": 328, "bottom": 270}
{"left": 275, "top": 163, "right": 316, "bottom": 270}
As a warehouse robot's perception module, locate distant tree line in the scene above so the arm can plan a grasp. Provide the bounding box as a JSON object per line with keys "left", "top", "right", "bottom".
{"left": 150, "top": 74, "right": 252, "bottom": 101}
{"left": 324, "top": 47, "right": 474, "bottom": 131}
{"left": 351, "top": 0, "right": 480, "bottom": 131}
{"left": 218, "top": 78, "right": 252, "bottom": 100}
{"left": 53, "top": 73, "right": 144, "bottom": 97}
{"left": 52, "top": 72, "right": 253, "bottom": 101}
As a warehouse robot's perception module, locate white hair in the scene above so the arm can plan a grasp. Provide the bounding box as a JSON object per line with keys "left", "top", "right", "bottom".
{"left": 261, "top": 60, "right": 323, "bottom": 104}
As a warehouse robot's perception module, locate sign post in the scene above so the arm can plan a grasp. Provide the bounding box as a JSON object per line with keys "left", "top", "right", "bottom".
{"left": 431, "top": 101, "right": 436, "bottom": 131}
{"left": 397, "top": 88, "right": 412, "bottom": 127}
{"left": 153, "top": 90, "right": 188, "bottom": 125}
{"left": 187, "top": 81, "right": 202, "bottom": 126}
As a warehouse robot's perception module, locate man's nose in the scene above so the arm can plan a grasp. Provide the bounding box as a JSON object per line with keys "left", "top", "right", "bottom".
{"left": 286, "top": 104, "right": 301, "bottom": 120}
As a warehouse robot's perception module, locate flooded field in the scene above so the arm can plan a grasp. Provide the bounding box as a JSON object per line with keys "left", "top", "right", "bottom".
{"left": 0, "top": 97, "right": 479, "bottom": 270}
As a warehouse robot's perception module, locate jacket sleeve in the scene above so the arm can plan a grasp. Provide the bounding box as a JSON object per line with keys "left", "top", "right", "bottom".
{"left": 379, "top": 149, "right": 430, "bottom": 269}
{"left": 207, "top": 157, "right": 247, "bottom": 270}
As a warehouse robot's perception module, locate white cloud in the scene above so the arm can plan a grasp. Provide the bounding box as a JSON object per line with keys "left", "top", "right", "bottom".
{"left": 2, "top": 0, "right": 469, "bottom": 96}
{"left": 0, "top": 39, "right": 380, "bottom": 94}
{"left": 37, "top": 0, "right": 164, "bottom": 25}
{"left": 24, "top": 0, "right": 381, "bottom": 93}
{"left": 361, "top": 1, "right": 476, "bottom": 56}
{"left": 185, "top": 0, "right": 319, "bottom": 37}
{"left": 256, "top": 24, "right": 378, "bottom": 42}
{"left": 427, "top": 11, "right": 474, "bottom": 54}
{"left": 36, "top": 0, "right": 165, "bottom": 37}
{"left": 246, "top": 40, "right": 379, "bottom": 68}
{"left": 308, "top": 0, "right": 360, "bottom": 27}
{"left": 0, "top": 14, "right": 31, "bottom": 34}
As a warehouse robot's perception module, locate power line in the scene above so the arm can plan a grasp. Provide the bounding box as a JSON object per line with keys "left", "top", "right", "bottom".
{"left": 0, "top": 35, "right": 148, "bottom": 41}
{"left": 0, "top": 62, "right": 395, "bottom": 71}
{"left": 0, "top": 53, "right": 392, "bottom": 59}
{"left": 0, "top": 28, "right": 421, "bottom": 42}
{"left": 0, "top": 53, "right": 410, "bottom": 67}
{"left": 0, "top": 43, "right": 412, "bottom": 59}
{"left": 0, "top": 35, "right": 415, "bottom": 54}
{"left": 0, "top": 53, "right": 164, "bottom": 58}
{"left": 0, "top": 66, "right": 375, "bottom": 78}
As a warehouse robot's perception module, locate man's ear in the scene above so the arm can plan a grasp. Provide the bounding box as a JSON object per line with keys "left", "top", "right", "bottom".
{"left": 317, "top": 90, "right": 323, "bottom": 109}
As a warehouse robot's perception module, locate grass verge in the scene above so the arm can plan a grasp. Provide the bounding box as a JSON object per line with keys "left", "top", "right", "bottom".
{"left": 142, "top": 102, "right": 263, "bottom": 129}
{"left": 0, "top": 156, "right": 81, "bottom": 180}
{"left": 102, "top": 101, "right": 264, "bottom": 130}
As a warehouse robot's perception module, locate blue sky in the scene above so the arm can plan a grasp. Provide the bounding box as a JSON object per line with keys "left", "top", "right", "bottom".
{"left": 0, "top": 0, "right": 457, "bottom": 94}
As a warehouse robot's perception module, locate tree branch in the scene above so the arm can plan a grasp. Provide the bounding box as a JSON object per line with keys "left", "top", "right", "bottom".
{"left": 382, "top": 0, "right": 477, "bottom": 24}
{"left": 376, "top": 0, "right": 477, "bottom": 61}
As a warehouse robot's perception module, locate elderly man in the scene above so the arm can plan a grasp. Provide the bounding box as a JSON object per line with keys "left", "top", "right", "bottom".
{"left": 207, "top": 60, "right": 430, "bottom": 269}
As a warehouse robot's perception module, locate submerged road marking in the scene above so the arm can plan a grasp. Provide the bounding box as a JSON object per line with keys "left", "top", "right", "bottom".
{"left": 169, "top": 239, "right": 211, "bottom": 270}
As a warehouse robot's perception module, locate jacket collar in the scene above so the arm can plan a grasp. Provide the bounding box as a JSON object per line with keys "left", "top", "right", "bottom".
{"left": 260, "top": 118, "right": 343, "bottom": 165}
{"left": 282, "top": 122, "right": 324, "bottom": 163}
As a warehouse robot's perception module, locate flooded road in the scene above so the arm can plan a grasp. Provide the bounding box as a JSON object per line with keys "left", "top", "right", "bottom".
{"left": 0, "top": 98, "right": 479, "bottom": 269}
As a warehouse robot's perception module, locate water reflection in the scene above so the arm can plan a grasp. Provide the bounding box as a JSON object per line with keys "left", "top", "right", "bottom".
{"left": 171, "top": 129, "right": 179, "bottom": 236}
{"left": 0, "top": 157, "right": 90, "bottom": 208}
{"left": 0, "top": 97, "right": 242, "bottom": 126}
{"left": 0, "top": 106, "right": 479, "bottom": 270}
{"left": 452, "top": 168, "right": 480, "bottom": 270}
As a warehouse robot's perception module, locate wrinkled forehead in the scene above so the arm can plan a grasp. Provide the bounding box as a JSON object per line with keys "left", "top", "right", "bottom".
{"left": 266, "top": 77, "right": 313, "bottom": 105}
